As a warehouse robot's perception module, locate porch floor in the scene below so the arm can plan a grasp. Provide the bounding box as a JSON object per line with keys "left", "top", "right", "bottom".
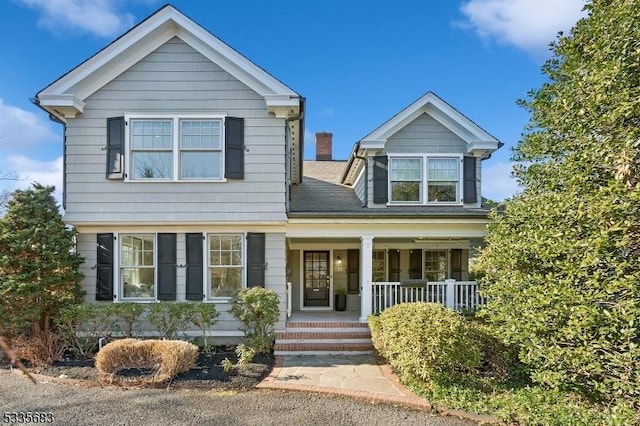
{"left": 288, "top": 311, "right": 360, "bottom": 323}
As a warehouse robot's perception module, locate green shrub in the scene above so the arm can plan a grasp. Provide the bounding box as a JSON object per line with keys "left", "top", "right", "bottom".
{"left": 147, "top": 303, "right": 192, "bottom": 339}
{"left": 110, "top": 303, "right": 145, "bottom": 338}
{"left": 230, "top": 287, "right": 280, "bottom": 354}
{"left": 185, "top": 303, "right": 219, "bottom": 351}
{"left": 369, "top": 302, "right": 481, "bottom": 382}
{"left": 55, "top": 304, "right": 117, "bottom": 358}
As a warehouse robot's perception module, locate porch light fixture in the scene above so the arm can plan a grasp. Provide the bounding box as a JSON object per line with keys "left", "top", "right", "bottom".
{"left": 336, "top": 255, "right": 342, "bottom": 265}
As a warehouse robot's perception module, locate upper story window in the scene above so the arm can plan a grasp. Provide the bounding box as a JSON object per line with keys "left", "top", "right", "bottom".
{"left": 128, "top": 116, "right": 224, "bottom": 181}
{"left": 389, "top": 155, "right": 461, "bottom": 204}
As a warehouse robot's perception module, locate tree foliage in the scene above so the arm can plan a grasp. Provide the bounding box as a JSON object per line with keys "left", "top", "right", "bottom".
{"left": 477, "top": 0, "right": 640, "bottom": 404}
{"left": 0, "top": 184, "right": 84, "bottom": 334}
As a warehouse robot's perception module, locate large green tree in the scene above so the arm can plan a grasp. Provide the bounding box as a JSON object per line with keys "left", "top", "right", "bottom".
{"left": 0, "top": 184, "right": 84, "bottom": 334}
{"left": 477, "top": 0, "right": 639, "bottom": 403}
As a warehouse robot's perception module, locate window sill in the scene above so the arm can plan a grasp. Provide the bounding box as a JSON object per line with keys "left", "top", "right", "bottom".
{"left": 125, "top": 179, "right": 228, "bottom": 183}
{"left": 387, "top": 202, "right": 463, "bottom": 207}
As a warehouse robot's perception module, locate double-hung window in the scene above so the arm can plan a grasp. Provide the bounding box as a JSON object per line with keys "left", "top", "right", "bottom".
{"left": 128, "top": 116, "right": 224, "bottom": 181}
{"left": 389, "top": 155, "right": 461, "bottom": 204}
{"left": 208, "top": 234, "right": 243, "bottom": 299}
{"left": 427, "top": 158, "right": 459, "bottom": 202}
{"left": 424, "top": 250, "right": 448, "bottom": 281}
{"left": 130, "top": 120, "right": 173, "bottom": 179}
{"left": 120, "top": 234, "right": 155, "bottom": 299}
{"left": 390, "top": 158, "right": 422, "bottom": 203}
{"left": 372, "top": 250, "right": 386, "bottom": 282}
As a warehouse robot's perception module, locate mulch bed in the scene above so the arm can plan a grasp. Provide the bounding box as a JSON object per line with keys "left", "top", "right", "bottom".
{"left": 5, "top": 347, "right": 274, "bottom": 391}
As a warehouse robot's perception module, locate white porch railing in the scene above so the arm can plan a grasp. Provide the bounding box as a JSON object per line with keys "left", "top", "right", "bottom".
{"left": 371, "top": 280, "right": 486, "bottom": 314}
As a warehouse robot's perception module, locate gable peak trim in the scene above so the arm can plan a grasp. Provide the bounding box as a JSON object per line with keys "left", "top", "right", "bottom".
{"left": 36, "top": 4, "right": 299, "bottom": 120}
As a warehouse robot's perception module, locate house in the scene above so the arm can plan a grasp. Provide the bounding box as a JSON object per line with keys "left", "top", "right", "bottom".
{"left": 35, "top": 5, "right": 500, "bottom": 352}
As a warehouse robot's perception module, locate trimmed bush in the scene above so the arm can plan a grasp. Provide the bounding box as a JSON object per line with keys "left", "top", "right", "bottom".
{"left": 230, "top": 287, "right": 280, "bottom": 355}
{"left": 369, "top": 303, "right": 481, "bottom": 382}
{"left": 55, "top": 304, "right": 117, "bottom": 358}
{"left": 147, "top": 303, "right": 193, "bottom": 339}
{"left": 95, "top": 338, "right": 198, "bottom": 384}
{"left": 185, "top": 303, "right": 219, "bottom": 351}
{"left": 110, "top": 303, "right": 145, "bottom": 338}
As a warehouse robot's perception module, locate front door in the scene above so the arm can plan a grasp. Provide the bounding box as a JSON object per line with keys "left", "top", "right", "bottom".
{"left": 303, "top": 251, "right": 330, "bottom": 307}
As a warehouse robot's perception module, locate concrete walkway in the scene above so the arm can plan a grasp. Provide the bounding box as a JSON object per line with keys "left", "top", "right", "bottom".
{"left": 258, "top": 354, "right": 495, "bottom": 424}
{"left": 257, "top": 354, "right": 429, "bottom": 409}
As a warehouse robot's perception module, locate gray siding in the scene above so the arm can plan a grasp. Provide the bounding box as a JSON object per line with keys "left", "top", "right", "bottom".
{"left": 366, "top": 113, "right": 484, "bottom": 208}
{"left": 64, "top": 37, "right": 286, "bottom": 224}
{"left": 78, "top": 231, "right": 286, "bottom": 335}
{"left": 385, "top": 113, "right": 467, "bottom": 154}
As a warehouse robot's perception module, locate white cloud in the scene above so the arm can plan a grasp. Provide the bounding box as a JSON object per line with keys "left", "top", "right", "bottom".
{"left": 4, "top": 155, "right": 64, "bottom": 206}
{"left": 459, "top": 0, "right": 586, "bottom": 55}
{"left": 482, "top": 161, "right": 520, "bottom": 201}
{"left": 0, "top": 99, "right": 63, "bottom": 207}
{"left": 0, "top": 98, "right": 58, "bottom": 152}
{"left": 17, "top": 0, "right": 136, "bottom": 38}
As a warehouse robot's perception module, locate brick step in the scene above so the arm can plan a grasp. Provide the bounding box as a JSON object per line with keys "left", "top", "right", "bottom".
{"left": 273, "top": 342, "right": 374, "bottom": 355}
{"left": 276, "top": 331, "right": 371, "bottom": 340}
{"left": 286, "top": 321, "right": 368, "bottom": 329}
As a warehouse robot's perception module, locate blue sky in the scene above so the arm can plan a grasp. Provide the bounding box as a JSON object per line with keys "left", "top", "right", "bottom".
{"left": 0, "top": 0, "right": 586, "bottom": 203}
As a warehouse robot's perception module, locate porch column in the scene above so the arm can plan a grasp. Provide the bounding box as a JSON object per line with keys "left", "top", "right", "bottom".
{"left": 359, "top": 235, "right": 373, "bottom": 323}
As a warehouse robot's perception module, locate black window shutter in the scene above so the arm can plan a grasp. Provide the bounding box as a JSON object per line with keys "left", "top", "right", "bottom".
{"left": 96, "top": 233, "right": 114, "bottom": 301}
{"left": 451, "top": 249, "right": 462, "bottom": 280}
{"left": 246, "top": 233, "right": 265, "bottom": 287}
{"left": 463, "top": 156, "right": 477, "bottom": 203}
{"left": 225, "top": 117, "right": 245, "bottom": 179}
{"left": 388, "top": 249, "right": 401, "bottom": 282}
{"left": 157, "top": 233, "right": 177, "bottom": 301}
{"left": 347, "top": 249, "right": 360, "bottom": 294}
{"left": 409, "top": 249, "right": 422, "bottom": 279}
{"left": 106, "top": 117, "right": 125, "bottom": 180}
{"left": 186, "top": 233, "right": 204, "bottom": 301}
{"left": 373, "top": 155, "right": 388, "bottom": 203}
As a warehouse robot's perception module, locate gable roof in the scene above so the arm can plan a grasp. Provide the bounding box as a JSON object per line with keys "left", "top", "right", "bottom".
{"left": 35, "top": 4, "right": 301, "bottom": 122}
{"left": 341, "top": 91, "right": 502, "bottom": 185}
{"left": 360, "top": 92, "right": 498, "bottom": 150}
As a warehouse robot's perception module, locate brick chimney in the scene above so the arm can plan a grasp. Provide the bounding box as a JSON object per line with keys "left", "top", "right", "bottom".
{"left": 315, "top": 132, "right": 332, "bottom": 161}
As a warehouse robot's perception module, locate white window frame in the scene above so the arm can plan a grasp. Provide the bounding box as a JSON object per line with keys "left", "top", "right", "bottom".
{"left": 206, "top": 233, "right": 246, "bottom": 301}
{"left": 124, "top": 114, "right": 227, "bottom": 183}
{"left": 388, "top": 154, "right": 463, "bottom": 206}
{"left": 117, "top": 233, "right": 157, "bottom": 301}
{"left": 424, "top": 249, "right": 448, "bottom": 281}
{"left": 372, "top": 249, "right": 386, "bottom": 282}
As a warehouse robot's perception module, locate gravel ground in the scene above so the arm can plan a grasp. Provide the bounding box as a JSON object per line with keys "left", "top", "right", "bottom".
{"left": 1, "top": 370, "right": 475, "bottom": 426}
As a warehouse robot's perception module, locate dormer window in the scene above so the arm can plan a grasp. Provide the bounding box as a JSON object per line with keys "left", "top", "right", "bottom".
{"left": 389, "top": 155, "right": 461, "bottom": 205}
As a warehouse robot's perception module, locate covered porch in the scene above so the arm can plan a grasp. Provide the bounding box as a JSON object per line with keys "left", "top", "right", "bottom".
{"left": 285, "top": 233, "right": 486, "bottom": 323}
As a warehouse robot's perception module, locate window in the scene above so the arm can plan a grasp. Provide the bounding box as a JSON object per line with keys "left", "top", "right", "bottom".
{"left": 180, "top": 120, "right": 222, "bottom": 179}
{"left": 208, "top": 234, "right": 243, "bottom": 298}
{"left": 130, "top": 120, "right": 173, "bottom": 179}
{"left": 390, "top": 158, "right": 422, "bottom": 203}
{"left": 372, "top": 250, "right": 386, "bottom": 282}
{"left": 389, "top": 156, "right": 461, "bottom": 204}
{"left": 129, "top": 117, "right": 223, "bottom": 181}
{"left": 120, "top": 235, "right": 155, "bottom": 299}
{"left": 427, "top": 158, "right": 459, "bottom": 202}
{"left": 424, "top": 250, "right": 447, "bottom": 281}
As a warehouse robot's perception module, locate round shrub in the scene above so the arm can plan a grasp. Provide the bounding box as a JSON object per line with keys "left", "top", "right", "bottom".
{"left": 230, "top": 287, "right": 280, "bottom": 354}
{"left": 369, "top": 303, "right": 481, "bottom": 382}
{"left": 95, "top": 338, "right": 198, "bottom": 385}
